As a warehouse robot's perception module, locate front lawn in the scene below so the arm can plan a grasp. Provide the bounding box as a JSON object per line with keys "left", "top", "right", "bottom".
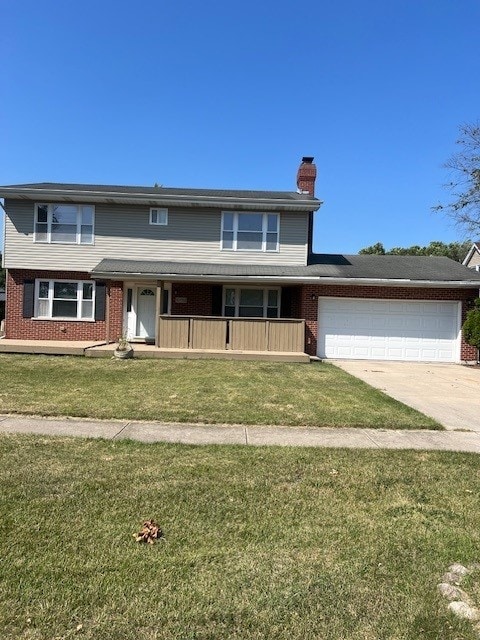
{"left": 0, "top": 435, "right": 478, "bottom": 639}
{"left": 0, "top": 355, "right": 439, "bottom": 429}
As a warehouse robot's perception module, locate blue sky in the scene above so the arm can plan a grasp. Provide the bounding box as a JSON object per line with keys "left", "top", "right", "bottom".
{"left": 1, "top": 0, "right": 479, "bottom": 254}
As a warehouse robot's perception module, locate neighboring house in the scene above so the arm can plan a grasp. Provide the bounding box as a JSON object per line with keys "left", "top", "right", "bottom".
{"left": 1, "top": 157, "right": 480, "bottom": 363}
{"left": 462, "top": 242, "right": 480, "bottom": 271}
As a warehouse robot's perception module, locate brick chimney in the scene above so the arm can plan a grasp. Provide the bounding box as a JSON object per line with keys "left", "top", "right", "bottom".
{"left": 296, "top": 156, "right": 316, "bottom": 196}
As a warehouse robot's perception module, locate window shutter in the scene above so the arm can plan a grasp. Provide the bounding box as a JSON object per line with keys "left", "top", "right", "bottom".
{"left": 94, "top": 282, "right": 106, "bottom": 321}
{"left": 211, "top": 285, "right": 223, "bottom": 316}
{"left": 23, "top": 280, "right": 35, "bottom": 318}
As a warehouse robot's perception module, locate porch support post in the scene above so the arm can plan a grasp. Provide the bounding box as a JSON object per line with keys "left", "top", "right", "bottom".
{"left": 155, "top": 280, "right": 164, "bottom": 347}
{"left": 105, "top": 284, "right": 110, "bottom": 344}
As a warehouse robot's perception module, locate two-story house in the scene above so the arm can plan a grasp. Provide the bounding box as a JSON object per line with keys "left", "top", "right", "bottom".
{"left": 2, "top": 157, "right": 480, "bottom": 362}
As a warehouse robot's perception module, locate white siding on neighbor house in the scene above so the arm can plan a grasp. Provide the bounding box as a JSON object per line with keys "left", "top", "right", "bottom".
{"left": 4, "top": 200, "right": 309, "bottom": 270}
{"left": 466, "top": 251, "right": 480, "bottom": 269}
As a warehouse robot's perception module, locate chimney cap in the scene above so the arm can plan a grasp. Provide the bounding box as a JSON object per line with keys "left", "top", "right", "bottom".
{"left": 301, "top": 156, "right": 314, "bottom": 164}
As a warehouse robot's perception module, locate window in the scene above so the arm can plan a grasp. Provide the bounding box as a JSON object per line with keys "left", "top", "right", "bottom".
{"left": 150, "top": 208, "right": 168, "bottom": 225}
{"left": 223, "top": 287, "right": 280, "bottom": 318}
{"left": 35, "top": 280, "right": 95, "bottom": 320}
{"left": 221, "top": 212, "right": 279, "bottom": 251}
{"left": 34, "top": 204, "right": 94, "bottom": 244}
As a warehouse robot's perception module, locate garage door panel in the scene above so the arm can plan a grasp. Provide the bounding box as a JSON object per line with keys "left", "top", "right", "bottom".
{"left": 318, "top": 298, "right": 460, "bottom": 362}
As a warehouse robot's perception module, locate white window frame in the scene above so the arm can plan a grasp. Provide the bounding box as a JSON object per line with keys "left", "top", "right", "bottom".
{"left": 222, "top": 286, "right": 281, "bottom": 318}
{"left": 34, "top": 279, "right": 96, "bottom": 321}
{"left": 149, "top": 208, "right": 168, "bottom": 225}
{"left": 34, "top": 203, "right": 95, "bottom": 245}
{"left": 221, "top": 212, "right": 279, "bottom": 252}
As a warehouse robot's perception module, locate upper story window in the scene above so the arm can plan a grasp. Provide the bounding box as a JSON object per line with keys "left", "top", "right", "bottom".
{"left": 150, "top": 208, "right": 168, "bottom": 225}
{"left": 34, "top": 204, "right": 94, "bottom": 244}
{"left": 221, "top": 212, "right": 279, "bottom": 252}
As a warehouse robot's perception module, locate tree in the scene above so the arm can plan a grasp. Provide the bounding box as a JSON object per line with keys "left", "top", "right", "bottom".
{"left": 358, "top": 242, "right": 386, "bottom": 255}
{"left": 433, "top": 122, "right": 480, "bottom": 234}
{"left": 462, "top": 298, "right": 480, "bottom": 361}
{"left": 358, "top": 240, "right": 472, "bottom": 262}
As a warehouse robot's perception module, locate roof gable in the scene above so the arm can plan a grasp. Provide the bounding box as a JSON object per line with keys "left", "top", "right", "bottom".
{"left": 462, "top": 241, "right": 480, "bottom": 266}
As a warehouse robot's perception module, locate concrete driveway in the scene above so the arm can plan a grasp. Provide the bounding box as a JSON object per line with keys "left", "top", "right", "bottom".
{"left": 332, "top": 361, "right": 480, "bottom": 432}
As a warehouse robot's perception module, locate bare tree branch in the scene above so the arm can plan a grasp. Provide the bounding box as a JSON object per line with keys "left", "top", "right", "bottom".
{"left": 433, "top": 122, "right": 480, "bottom": 235}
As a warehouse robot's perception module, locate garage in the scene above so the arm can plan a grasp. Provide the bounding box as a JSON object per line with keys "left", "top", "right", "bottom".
{"left": 317, "top": 298, "right": 461, "bottom": 362}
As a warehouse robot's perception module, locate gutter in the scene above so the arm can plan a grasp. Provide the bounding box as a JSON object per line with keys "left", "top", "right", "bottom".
{"left": 89, "top": 272, "right": 480, "bottom": 288}
{"left": 0, "top": 187, "right": 322, "bottom": 213}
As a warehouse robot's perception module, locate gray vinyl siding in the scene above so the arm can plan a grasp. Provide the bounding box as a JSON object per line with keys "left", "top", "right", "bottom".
{"left": 4, "top": 200, "right": 309, "bottom": 270}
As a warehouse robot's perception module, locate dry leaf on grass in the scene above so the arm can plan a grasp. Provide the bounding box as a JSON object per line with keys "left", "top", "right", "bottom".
{"left": 134, "top": 519, "right": 164, "bottom": 544}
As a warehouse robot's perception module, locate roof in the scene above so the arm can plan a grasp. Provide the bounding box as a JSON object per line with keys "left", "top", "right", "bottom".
{"left": 91, "top": 254, "right": 480, "bottom": 287}
{"left": 0, "top": 182, "right": 321, "bottom": 213}
{"left": 0, "top": 182, "right": 315, "bottom": 200}
{"left": 463, "top": 241, "right": 480, "bottom": 265}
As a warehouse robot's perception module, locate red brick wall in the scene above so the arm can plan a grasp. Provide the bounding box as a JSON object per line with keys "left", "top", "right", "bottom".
{"left": 170, "top": 283, "right": 213, "bottom": 316}
{"left": 5, "top": 269, "right": 123, "bottom": 342}
{"left": 299, "top": 284, "right": 479, "bottom": 361}
{"left": 106, "top": 281, "right": 124, "bottom": 342}
{"left": 169, "top": 283, "right": 304, "bottom": 319}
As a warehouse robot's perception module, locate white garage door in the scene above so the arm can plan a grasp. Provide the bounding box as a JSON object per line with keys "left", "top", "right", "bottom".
{"left": 317, "top": 298, "right": 460, "bottom": 362}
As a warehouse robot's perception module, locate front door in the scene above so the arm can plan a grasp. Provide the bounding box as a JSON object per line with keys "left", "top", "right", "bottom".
{"left": 135, "top": 287, "right": 156, "bottom": 339}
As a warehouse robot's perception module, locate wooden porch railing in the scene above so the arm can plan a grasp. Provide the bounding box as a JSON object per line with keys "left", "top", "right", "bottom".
{"left": 157, "top": 316, "right": 305, "bottom": 353}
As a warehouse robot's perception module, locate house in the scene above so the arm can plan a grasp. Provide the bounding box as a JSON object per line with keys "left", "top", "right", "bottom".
{"left": 1, "top": 157, "right": 480, "bottom": 363}
{"left": 462, "top": 242, "right": 480, "bottom": 271}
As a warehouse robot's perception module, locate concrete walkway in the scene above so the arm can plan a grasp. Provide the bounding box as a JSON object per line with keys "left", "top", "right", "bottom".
{"left": 1, "top": 414, "right": 480, "bottom": 453}
{"left": 333, "top": 361, "right": 480, "bottom": 433}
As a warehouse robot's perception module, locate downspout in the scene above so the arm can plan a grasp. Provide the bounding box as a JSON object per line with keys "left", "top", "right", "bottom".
{"left": 1, "top": 200, "right": 7, "bottom": 338}
{"left": 307, "top": 211, "right": 314, "bottom": 264}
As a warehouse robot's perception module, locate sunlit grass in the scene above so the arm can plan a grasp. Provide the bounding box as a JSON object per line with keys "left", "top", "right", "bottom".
{"left": 0, "top": 355, "right": 440, "bottom": 429}
{"left": 0, "top": 434, "right": 478, "bottom": 639}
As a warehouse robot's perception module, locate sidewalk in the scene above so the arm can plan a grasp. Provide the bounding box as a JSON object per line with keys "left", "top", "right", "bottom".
{"left": 1, "top": 414, "right": 480, "bottom": 452}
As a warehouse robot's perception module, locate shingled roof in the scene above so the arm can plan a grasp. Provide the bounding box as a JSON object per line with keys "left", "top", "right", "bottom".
{"left": 0, "top": 182, "right": 320, "bottom": 212}
{"left": 0, "top": 182, "right": 315, "bottom": 200}
{"left": 91, "top": 254, "right": 480, "bottom": 285}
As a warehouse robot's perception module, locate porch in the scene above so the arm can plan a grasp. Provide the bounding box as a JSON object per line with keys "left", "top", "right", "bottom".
{"left": 0, "top": 314, "right": 308, "bottom": 362}
{"left": 157, "top": 315, "right": 305, "bottom": 352}
{"left": 0, "top": 337, "right": 309, "bottom": 362}
{"left": 88, "top": 314, "right": 308, "bottom": 362}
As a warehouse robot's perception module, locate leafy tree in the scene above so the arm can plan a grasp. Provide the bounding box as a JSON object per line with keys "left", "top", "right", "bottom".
{"left": 358, "top": 242, "right": 386, "bottom": 255}
{"left": 462, "top": 299, "right": 480, "bottom": 360}
{"left": 433, "top": 122, "right": 480, "bottom": 234}
{"left": 358, "top": 240, "right": 472, "bottom": 263}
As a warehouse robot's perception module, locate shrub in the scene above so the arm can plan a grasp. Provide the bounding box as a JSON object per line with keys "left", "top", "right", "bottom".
{"left": 463, "top": 298, "right": 480, "bottom": 359}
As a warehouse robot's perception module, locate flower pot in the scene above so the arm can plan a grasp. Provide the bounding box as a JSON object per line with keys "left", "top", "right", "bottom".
{"left": 114, "top": 347, "right": 134, "bottom": 359}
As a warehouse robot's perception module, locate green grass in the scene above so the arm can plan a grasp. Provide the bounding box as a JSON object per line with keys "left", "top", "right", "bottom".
{"left": 1, "top": 434, "right": 479, "bottom": 639}
{"left": 0, "top": 354, "right": 440, "bottom": 429}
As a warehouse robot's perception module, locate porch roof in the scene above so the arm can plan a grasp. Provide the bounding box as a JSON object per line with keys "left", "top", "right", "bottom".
{"left": 91, "top": 256, "right": 480, "bottom": 288}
